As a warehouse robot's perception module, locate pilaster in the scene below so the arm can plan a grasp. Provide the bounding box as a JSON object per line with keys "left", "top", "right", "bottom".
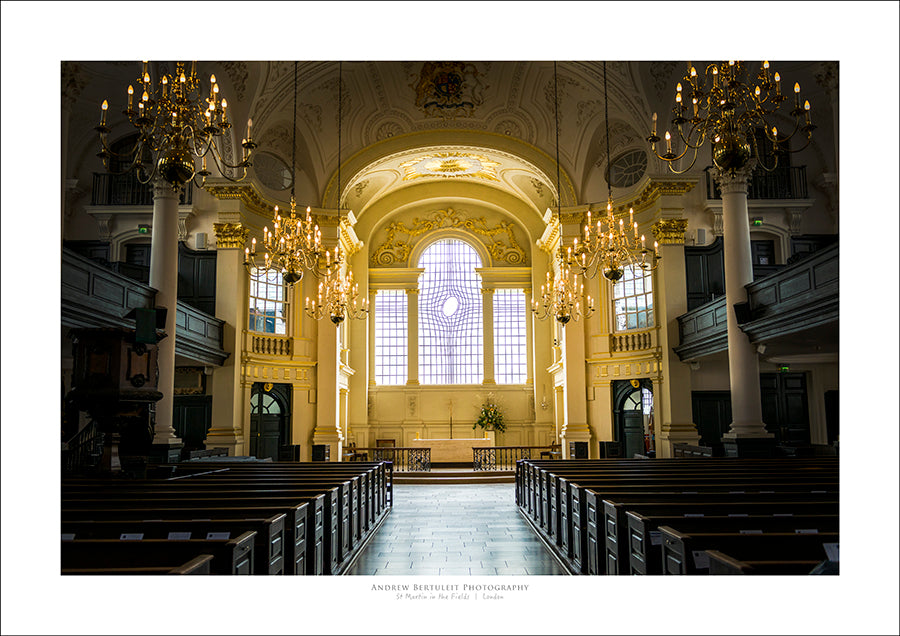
{"left": 207, "top": 221, "right": 250, "bottom": 456}
{"left": 651, "top": 217, "right": 701, "bottom": 457}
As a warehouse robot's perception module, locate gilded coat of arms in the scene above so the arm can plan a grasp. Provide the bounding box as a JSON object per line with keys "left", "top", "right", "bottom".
{"left": 413, "top": 62, "right": 485, "bottom": 119}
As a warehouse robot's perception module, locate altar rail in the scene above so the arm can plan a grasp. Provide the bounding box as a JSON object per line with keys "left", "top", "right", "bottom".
{"left": 473, "top": 446, "right": 558, "bottom": 472}
{"left": 353, "top": 448, "right": 431, "bottom": 472}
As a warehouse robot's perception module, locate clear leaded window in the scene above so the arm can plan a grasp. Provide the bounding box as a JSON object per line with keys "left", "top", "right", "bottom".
{"left": 613, "top": 265, "right": 654, "bottom": 331}
{"left": 374, "top": 289, "right": 408, "bottom": 385}
{"left": 493, "top": 288, "right": 527, "bottom": 384}
{"left": 418, "top": 239, "right": 484, "bottom": 384}
{"left": 249, "top": 268, "right": 287, "bottom": 334}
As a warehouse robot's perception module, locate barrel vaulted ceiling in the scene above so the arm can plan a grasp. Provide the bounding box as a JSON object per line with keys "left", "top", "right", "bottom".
{"left": 64, "top": 59, "right": 837, "bottom": 225}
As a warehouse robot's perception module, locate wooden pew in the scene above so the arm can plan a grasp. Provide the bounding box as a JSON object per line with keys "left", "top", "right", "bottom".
{"left": 658, "top": 526, "right": 839, "bottom": 575}
{"left": 61, "top": 500, "right": 321, "bottom": 575}
{"left": 61, "top": 531, "right": 257, "bottom": 575}
{"left": 516, "top": 458, "right": 838, "bottom": 575}
{"left": 62, "top": 553, "right": 215, "bottom": 575}
{"left": 63, "top": 483, "right": 346, "bottom": 570}
{"left": 705, "top": 548, "right": 835, "bottom": 575}
{"left": 61, "top": 514, "right": 288, "bottom": 575}
{"left": 597, "top": 491, "right": 837, "bottom": 575}
{"left": 626, "top": 510, "right": 839, "bottom": 574}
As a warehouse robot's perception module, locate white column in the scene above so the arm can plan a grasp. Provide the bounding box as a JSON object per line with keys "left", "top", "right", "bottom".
{"left": 149, "top": 179, "right": 182, "bottom": 448}
{"left": 717, "top": 167, "right": 773, "bottom": 450}
{"left": 406, "top": 289, "right": 420, "bottom": 385}
{"left": 482, "top": 286, "right": 495, "bottom": 385}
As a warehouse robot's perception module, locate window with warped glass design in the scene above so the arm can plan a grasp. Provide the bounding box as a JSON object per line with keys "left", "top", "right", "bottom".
{"left": 249, "top": 269, "right": 288, "bottom": 334}
{"left": 613, "top": 265, "right": 655, "bottom": 331}
{"left": 493, "top": 288, "right": 527, "bottom": 384}
{"left": 418, "top": 239, "right": 483, "bottom": 384}
{"left": 374, "top": 289, "right": 408, "bottom": 385}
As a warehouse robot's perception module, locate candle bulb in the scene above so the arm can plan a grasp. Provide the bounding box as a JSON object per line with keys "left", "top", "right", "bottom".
{"left": 654, "top": 241, "right": 660, "bottom": 258}
{"left": 634, "top": 222, "right": 639, "bottom": 240}
{"left": 794, "top": 82, "right": 801, "bottom": 108}
{"left": 692, "top": 97, "right": 698, "bottom": 117}
{"left": 665, "top": 131, "right": 672, "bottom": 154}
{"left": 712, "top": 66, "right": 718, "bottom": 87}
{"left": 221, "top": 98, "right": 228, "bottom": 123}
{"left": 641, "top": 235, "right": 646, "bottom": 249}
{"left": 251, "top": 237, "right": 256, "bottom": 254}
{"left": 774, "top": 72, "right": 781, "bottom": 95}
{"left": 161, "top": 75, "right": 167, "bottom": 98}
{"left": 247, "top": 118, "right": 253, "bottom": 140}
{"left": 804, "top": 100, "right": 811, "bottom": 125}
{"left": 99, "top": 100, "right": 108, "bottom": 125}
{"left": 629, "top": 207, "right": 634, "bottom": 226}
{"left": 651, "top": 111, "right": 658, "bottom": 136}
{"left": 244, "top": 247, "right": 249, "bottom": 263}
{"left": 127, "top": 85, "right": 134, "bottom": 109}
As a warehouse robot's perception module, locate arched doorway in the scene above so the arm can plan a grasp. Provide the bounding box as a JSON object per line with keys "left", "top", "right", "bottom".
{"left": 249, "top": 383, "right": 289, "bottom": 461}
{"left": 613, "top": 379, "right": 654, "bottom": 459}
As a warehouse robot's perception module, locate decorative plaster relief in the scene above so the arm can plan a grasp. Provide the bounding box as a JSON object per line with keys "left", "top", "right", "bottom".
{"left": 213, "top": 222, "right": 249, "bottom": 249}
{"left": 652, "top": 218, "right": 689, "bottom": 245}
{"left": 412, "top": 62, "right": 486, "bottom": 119}
{"left": 371, "top": 207, "right": 527, "bottom": 266}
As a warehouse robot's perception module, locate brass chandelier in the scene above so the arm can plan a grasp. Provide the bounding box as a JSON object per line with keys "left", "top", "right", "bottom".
{"left": 570, "top": 62, "right": 659, "bottom": 283}
{"left": 304, "top": 61, "right": 368, "bottom": 324}
{"left": 647, "top": 60, "right": 815, "bottom": 174}
{"left": 95, "top": 61, "right": 255, "bottom": 189}
{"left": 244, "top": 62, "right": 326, "bottom": 285}
{"left": 532, "top": 62, "right": 594, "bottom": 325}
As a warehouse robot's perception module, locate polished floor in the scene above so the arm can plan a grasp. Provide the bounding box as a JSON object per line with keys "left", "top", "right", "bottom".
{"left": 345, "top": 483, "right": 568, "bottom": 576}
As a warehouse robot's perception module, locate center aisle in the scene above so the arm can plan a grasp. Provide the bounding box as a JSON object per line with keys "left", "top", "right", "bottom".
{"left": 344, "top": 483, "right": 568, "bottom": 576}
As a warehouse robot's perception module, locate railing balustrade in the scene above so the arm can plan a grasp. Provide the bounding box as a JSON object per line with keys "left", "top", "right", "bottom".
{"left": 705, "top": 165, "right": 808, "bottom": 200}
{"left": 473, "top": 446, "right": 559, "bottom": 471}
{"left": 352, "top": 447, "right": 431, "bottom": 472}
{"left": 92, "top": 172, "right": 193, "bottom": 206}
{"left": 62, "top": 421, "right": 103, "bottom": 475}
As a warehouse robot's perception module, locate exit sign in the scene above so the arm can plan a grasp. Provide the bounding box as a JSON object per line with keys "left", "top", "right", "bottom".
{"left": 138, "top": 224, "right": 150, "bottom": 234}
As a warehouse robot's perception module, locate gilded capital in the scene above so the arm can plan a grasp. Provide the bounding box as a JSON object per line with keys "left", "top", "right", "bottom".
{"left": 213, "top": 222, "right": 250, "bottom": 249}
{"left": 652, "top": 218, "right": 689, "bottom": 245}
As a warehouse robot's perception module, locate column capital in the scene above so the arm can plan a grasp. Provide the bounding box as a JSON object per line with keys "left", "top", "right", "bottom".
{"left": 652, "top": 218, "right": 689, "bottom": 246}
{"left": 213, "top": 222, "right": 250, "bottom": 249}
{"left": 712, "top": 164, "right": 756, "bottom": 195}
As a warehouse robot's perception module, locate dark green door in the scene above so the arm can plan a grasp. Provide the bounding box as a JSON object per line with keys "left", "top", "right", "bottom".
{"left": 249, "top": 384, "right": 287, "bottom": 461}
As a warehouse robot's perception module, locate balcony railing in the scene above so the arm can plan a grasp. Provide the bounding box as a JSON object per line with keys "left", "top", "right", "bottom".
{"left": 674, "top": 242, "right": 838, "bottom": 360}
{"left": 705, "top": 165, "right": 808, "bottom": 200}
{"left": 92, "top": 172, "right": 192, "bottom": 206}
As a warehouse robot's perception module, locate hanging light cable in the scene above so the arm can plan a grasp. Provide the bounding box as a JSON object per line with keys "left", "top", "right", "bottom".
{"left": 305, "top": 61, "right": 369, "bottom": 324}
{"left": 532, "top": 61, "right": 594, "bottom": 325}
{"left": 244, "top": 62, "right": 326, "bottom": 285}
{"left": 570, "top": 62, "right": 660, "bottom": 282}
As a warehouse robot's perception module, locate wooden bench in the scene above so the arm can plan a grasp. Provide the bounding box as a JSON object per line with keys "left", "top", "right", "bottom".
{"left": 515, "top": 458, "right": 838, "bottom": 575}
{"left": 61, "top": 499, "right": 321, "bottom": 575}
{"left": 626, "top": 510, "right": 839, "bottom": 574}
{"left": 62, "top": 553, "right": 215, "bottom": 575}
{"left": 705, "top": 548, "right": 836, "bottom": 575}
{"left": 61, "top": 531, "right": 257, "bottom": 575}
{"left": 658, "top": 526, "right": 839, "bottom": 574}
{"left": 61, "top": 514, "right": 288, "bottom": 575}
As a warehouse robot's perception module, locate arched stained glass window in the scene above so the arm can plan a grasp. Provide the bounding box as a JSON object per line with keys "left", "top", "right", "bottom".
{"left": 418, "top": 239, "right": 483, "bottom": 384}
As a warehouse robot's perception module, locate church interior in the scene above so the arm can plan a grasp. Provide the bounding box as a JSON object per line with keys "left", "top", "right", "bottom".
{"left": 2, "top": 3, "right": 899, "bottom": 635}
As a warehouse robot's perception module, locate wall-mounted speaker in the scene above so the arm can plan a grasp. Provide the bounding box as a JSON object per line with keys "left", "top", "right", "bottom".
{"left": 696, "top": 228, "right": 707, "bottom": 245}
{"left": 195, "top": 232, "right": 208, "bottom": 250}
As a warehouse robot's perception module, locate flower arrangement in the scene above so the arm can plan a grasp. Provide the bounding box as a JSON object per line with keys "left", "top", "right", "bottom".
{"left": 474, "top": 401, "right": 506, "bottom": 433}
